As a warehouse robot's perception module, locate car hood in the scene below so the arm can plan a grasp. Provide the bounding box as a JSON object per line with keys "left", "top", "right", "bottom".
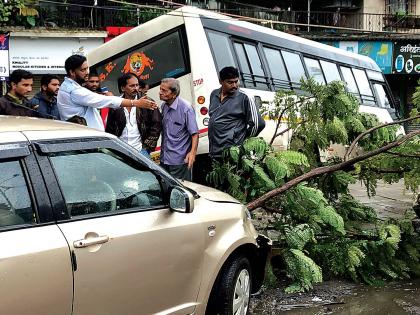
{"left": 182, "top": 181, "right": 241, "bottom": 204}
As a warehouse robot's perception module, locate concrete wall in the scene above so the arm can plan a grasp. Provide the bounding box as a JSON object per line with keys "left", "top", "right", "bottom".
{"left": 362, "top": 0, "right": 386, "bottom": 14}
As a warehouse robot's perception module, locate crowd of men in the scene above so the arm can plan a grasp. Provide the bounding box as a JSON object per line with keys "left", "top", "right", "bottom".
{"left": 0, "top": 54, "right": 265, "bottom": 182}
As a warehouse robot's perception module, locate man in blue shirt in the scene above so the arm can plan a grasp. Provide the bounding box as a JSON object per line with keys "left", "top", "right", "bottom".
{"left": 57, "top": 55, "right": 157, "bottom": 131}
{"left": 160, "top": 78, "right": 199, "bottom": 181}
{"left": 30, "top": 74, "right": 61, "bottom": 119}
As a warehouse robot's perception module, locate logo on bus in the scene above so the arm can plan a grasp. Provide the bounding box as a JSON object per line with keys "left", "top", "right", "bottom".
{"left": 122, "top": 52, "right": 154, "bottom": 80}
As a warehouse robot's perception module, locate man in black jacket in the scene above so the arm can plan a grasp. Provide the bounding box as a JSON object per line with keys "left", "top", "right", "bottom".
{"left": 0, "top": 69, "right": 44, "bottom": 117}
{"left": 208, "top": 66, "right": 265, "bottom": 159}
{"left": 106, "top": 73, "right": 162, "bottom": 157}
{"left": 30, "top": 74, "right": 61, "bottom": 119}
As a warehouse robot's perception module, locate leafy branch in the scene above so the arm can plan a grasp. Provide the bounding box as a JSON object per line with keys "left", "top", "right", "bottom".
{"left": 345, "top": 115, "right": 420, "bottom": 161}
{"left": 247, "top": 130, "right": 419, "bottom": 211}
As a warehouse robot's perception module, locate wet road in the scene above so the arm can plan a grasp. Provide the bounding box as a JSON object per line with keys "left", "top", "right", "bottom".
{"left": 251, "top": 279, "right": 420, "bottom": 315}
{"left": 251, "top": 181, "right": 420, "bottom": 315}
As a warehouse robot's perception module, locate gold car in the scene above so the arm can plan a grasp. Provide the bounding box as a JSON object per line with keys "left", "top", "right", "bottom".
{"left": 0, "top": 116, "right": 270, "bottom": 315}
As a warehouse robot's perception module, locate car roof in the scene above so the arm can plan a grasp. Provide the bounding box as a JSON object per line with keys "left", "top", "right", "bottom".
{"left": 0, "top": 116, "right": 110, "bottom": 142}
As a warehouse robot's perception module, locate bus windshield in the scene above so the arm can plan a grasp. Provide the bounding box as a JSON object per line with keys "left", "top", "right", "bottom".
{"left": 91, "top": 29, "right": 189, "bottom": 94}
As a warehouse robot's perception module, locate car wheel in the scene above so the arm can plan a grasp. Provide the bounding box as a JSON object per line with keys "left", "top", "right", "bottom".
{"left": 216, "top": 255, "right": 252, "bottom": 315}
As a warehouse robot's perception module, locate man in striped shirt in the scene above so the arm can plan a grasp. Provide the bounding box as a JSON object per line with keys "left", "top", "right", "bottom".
{"left": 208, "top": 66, "right": 265, "bottom": 159}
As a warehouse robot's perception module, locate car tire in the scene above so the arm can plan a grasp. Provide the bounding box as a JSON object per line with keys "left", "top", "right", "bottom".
{"left": 210, "top": 255, "right": 252, "bottom": 315}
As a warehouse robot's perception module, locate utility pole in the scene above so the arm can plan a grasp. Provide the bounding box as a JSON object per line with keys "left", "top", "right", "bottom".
{"left": 307, "top": 0, "right": 311, "bottom": 32}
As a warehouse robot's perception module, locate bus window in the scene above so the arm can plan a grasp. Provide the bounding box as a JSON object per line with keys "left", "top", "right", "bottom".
{"left": 320, "top": 60, "right": 341, "bottom": 83}
{"left": 304, "top": 57, "right": 325, "bottom": 84}
{"left": 373, "top": 84, "right": 391, "bottom": 108}
{"left": 234, "top": 42, "right": 251, "bottom": 87}
{"left": 263, "top": 47, "right": 290, "bottom": 90}
{"left": 367, "top": 70, "right": 384, "bottom": 82}
{"left": 93, "top": 30, "right": 188, "bottom": 94}
{"left": 233, "top": 42, "right": 268, "bottom": 90}
{"left": 352, "top": 68, "right": 375, "bottom": 105}
{"left": 206, "top": 30, "right": 236, "bottom": 71}
{"left": 281, "top": 50, "right": 306, "bottom": 90}
{"left": 340, "top": 66, "right": 360, "bottom": 99}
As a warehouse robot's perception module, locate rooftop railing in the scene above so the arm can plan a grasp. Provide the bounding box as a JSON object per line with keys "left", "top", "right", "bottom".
{"left": 216, "top": 8, "right": 420, "bottom": 34}
{"left": 3, "top": 3, "right": 420, "bottom": 35}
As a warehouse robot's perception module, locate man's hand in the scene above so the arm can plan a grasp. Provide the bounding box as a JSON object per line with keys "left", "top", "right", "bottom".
{"left": 135, "top": 97, "right": 158, "bottom": 110}
{"left": 184, "top": 151, "right": 196, "bottom": 169}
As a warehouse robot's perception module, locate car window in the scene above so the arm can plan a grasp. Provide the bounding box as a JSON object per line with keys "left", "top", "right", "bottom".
{"left": 49, "top": 149, "right": 164, "bottom": 217}
{"left": 0, "top": 160, "right": 34, "bottom": 227}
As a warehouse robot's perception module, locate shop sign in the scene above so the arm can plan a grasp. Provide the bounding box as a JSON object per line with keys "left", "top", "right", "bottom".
{"left": 9, "top": 37, "right": 103, "bottom": 74}
{"left": 393, "top": 42, "right": 420, "bottom": 74}
{"left": 0, "top": 33, "right": 10, "bottom": 81}
{"left": 322, "top": 41, "right": 393, "bottom": 74}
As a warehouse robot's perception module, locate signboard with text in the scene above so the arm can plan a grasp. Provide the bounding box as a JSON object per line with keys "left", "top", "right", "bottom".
{"left": 9, "top": 37, "right": 103, "bottom": 74}
{"left": 322, "top": 41, "right": 393, "bottom": 74}
{"left": 0, "top": 33, "right": 10, "bottom": 80}
{"left": 392, "top": 42, "right": 420, "bottom": 74}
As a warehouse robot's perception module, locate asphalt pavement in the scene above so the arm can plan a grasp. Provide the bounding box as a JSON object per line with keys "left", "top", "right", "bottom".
{"left": 349, "top": 180, "right": 417, "bottom": 220}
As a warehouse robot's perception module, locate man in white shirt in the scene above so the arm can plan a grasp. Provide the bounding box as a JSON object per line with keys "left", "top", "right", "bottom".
{"left": 57, "top": 55, "right": 157, "bottom": 131}
{"left": 106, "top": 73, "right": 162, "bottom": 157}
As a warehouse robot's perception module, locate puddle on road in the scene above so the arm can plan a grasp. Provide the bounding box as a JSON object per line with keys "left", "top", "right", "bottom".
{"left": 251, "top": 279, "right": 420, "bottom": 315}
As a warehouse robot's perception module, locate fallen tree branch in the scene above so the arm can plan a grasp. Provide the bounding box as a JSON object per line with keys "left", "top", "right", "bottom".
{"left": 360, "top": 166, "right": 413, "bottom": 174}
{"left": 384, "top": 151, "right": 420, "bottom": 159}
{"left": 247, "top": 130, "right": 420, "bottom": 211}
{"left": 345, "top": 115, "right": 420, "bottom": 161}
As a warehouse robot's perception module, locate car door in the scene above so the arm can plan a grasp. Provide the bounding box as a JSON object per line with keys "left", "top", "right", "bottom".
{"left": 0, "top": 138, "right": 72, "bottom": 315}
{"left": 37, "top": 139, "right": 205, "bottom": 315}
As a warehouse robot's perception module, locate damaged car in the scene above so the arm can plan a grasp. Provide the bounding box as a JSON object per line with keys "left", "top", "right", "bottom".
{"left": 0, "top": 116, "right": 270, "bottom": 315}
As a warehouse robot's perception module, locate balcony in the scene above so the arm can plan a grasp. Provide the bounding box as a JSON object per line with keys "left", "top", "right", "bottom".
{"left": 1, "top": 2, "right": 163, "bottom": 30}
{"left": 3, "top": 2, "right": 420, "bottom": 35}
{"left": 215, "top": 8, "right": 420, "bottom": 35}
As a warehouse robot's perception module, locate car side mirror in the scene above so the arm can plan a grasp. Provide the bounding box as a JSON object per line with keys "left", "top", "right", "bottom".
{"left": 169, "top": 187, "right": 194, "bottom": 213}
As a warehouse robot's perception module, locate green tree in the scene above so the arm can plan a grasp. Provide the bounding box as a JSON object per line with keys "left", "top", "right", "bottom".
{"left": 0, "top": 0, "right": 39, "bottom": 27}
{"left": 208, "top": 78, "right": 420, "bottom": 292}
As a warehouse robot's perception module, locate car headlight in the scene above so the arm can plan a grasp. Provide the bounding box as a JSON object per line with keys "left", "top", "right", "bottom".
{"left": 244, "top": 207, "right": 252, "bottom": 220}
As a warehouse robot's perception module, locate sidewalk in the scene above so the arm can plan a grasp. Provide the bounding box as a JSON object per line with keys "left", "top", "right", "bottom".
{"left": 349, "top": 180, "right": 417, "bottom": 220}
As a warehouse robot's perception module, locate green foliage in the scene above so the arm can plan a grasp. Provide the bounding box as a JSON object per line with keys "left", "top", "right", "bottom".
{"left": 285, "top": 224, "right": 315, "bottom": 250}
{"left": 265, "top": 154, "right": 289, "bottom": 185}
{"left": 318, "top": 205, "right": 346, "bottom": 235}
{"left": 208, "top": 78, "right": 420, "bottom": 293}
{"left": 318, "top": 169, "right": 357, "bottom": 200}
{"left": 0, "top": 0, "right": 24, "bottom": 24}
{"left": 334, "top": 194, "right": 377, "bottom": 223}
{"left": 324, "top": 117, "right": 348, "bottom": 144}
{"left": 242, "top": 137, "right": 269, "bottom": 160}
{"left": 283, "top": 249, "right": 323, "bottom": 293}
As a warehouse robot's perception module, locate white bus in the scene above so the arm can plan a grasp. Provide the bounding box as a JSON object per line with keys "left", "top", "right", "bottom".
{"left": 88, "top": 6, "right": 398, "bottom": 163}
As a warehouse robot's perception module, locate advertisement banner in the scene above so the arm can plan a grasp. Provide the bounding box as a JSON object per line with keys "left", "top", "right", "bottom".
{"left": 392, "top": 42, "right": 420, "bottom": 74}
{"left": 0, "top": 33, "right": 10, "bottom": 81}
{"left": 322, "top": 41, "right": 393, "bottom": 74}
{"left": 358, "top": 41, "right": 393, "bottom": 74}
